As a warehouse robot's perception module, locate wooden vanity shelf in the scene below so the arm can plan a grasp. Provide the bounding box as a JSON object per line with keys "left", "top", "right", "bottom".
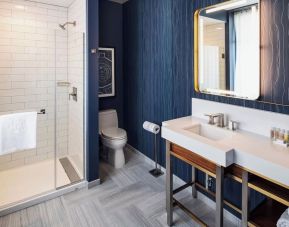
{"left": 170, "top": 144, "right": 242, "bottom": 225}
{"left": 170, "top": 143, "right": 217, "bottom": 177}
{"left": 168, "top": 143, "right": 289, "bottom": 227}
{"left": 225, "top": 165, "right": 289, "bottom": 205}
{"left": 225, "top": 164, "right": 243, "bottom": 183}
{"left": 245, "top": 174, "right": 289, "bottom": 227}
{"left": 248, "top": 174, "right": 289, "bottom": 207}
{"left": 248, "top": 199, "right": 287, "bottom": 227}
{"left": 225, "top": 165, "right": 289, "bottom": 226}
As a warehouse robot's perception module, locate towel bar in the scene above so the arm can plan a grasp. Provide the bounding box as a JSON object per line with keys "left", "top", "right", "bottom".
{"left": 37, "top": 109, "right": 46, "bottom": 115}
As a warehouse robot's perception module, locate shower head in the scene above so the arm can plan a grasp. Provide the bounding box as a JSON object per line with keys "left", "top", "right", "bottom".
{"left": 59, "top": 21, "right": 76, "bottom": 30}
{"left": 59, "top": 24, "right": 66, "bottom": 30}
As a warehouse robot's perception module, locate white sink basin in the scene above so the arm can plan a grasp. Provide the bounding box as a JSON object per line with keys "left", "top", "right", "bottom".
{"left": 162, "top": 117, "right": 236, "bottom": 167}
{"left": 185, "top": 123, "right": 233, "bottom": 141}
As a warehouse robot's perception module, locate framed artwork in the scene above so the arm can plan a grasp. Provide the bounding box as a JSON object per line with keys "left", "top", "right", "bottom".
{"left": 98, "top": 47, "right": 115, "bottom": 97}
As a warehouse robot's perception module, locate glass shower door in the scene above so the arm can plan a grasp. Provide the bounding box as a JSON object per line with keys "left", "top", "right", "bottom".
{"left": 55, "top": 30, "right": 85, "bottom": 188}
{"left": 0, "top": 3, "right": 85, "bottom": 212}
{"left": 0, "top": 23, "right": 59, "bottom": 210}
{"left": 0, "top": 28, "right": 85, "bottom": 212}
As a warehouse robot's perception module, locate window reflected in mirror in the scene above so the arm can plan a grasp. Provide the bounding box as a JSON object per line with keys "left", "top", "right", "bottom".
{"left": 195, "top": 0, "right": 260, "bottom": 100}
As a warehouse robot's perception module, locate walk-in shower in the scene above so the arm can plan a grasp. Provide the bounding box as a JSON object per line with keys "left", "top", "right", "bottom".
{"left": 0, "top": 0, "right": 86, "bottom": 215}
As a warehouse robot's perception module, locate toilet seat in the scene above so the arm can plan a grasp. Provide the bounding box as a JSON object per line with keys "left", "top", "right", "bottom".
{"left": 101, "top": 127, "right": 127, "bottom": 140}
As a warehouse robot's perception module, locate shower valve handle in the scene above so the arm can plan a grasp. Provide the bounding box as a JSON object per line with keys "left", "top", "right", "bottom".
{"left": 69, "top": 93, "right": 76, "bottom": 99}
{"left": 69, "top": 87, "right": 77, "bottom": 101}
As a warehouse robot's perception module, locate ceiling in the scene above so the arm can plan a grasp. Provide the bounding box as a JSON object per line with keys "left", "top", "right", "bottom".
{"left": 31, "top": 0, "right": 128, "bottom": 7}
{"left": 108, "top": 0, "right": 129, "bottom": 4}
{"left": 29, "top": 0, "right": 75, "bottom": 7}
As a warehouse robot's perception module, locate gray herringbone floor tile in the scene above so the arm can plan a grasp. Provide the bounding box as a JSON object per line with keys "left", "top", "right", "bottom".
{"left": 0, "top": 150, "right": 239, "bottom": 227}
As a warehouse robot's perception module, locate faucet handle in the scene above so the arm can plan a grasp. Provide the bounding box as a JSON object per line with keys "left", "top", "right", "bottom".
{"left": 229, "top": 120, "right": 239, "bottom": 131}
{"left": 204, "top": 113, "right": 219, "bottom": 125}
{"left": 205, "top": 113, "right": 226, "bottom": 127}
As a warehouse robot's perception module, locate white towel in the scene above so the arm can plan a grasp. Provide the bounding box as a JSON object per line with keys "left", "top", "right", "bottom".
{"left": 0, "top": 112, "right": 37, "bottom": 155}
{"left": 277, "top": 209, "right": 289, "bottom": 227}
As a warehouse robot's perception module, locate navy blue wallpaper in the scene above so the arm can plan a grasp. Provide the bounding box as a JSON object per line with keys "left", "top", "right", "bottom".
{"left": 87, "top": 0, "right": 99, "bottom": 182}
{"left": 99, "top": 0, "right": 124, "bottom": 128}
{"left": 122, "top": 0, "right": 285, "bottom": 214}
{"left": 123, "top": 0, "right": 192, "bottom": 181}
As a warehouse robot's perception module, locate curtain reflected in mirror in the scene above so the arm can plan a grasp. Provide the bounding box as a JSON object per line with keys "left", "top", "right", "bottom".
{"left": 195, "top": 0, "right": 260, "bottom": 100}
{"left": 233, "top": 5, "right": 259, "bottom": 98}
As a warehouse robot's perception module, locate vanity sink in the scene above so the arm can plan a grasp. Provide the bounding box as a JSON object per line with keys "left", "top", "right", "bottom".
{"left": 161, "top": 116, "right": 235, "bottom": 167}
{"left": 185, "top": 123, "right": 233, "bottom": 141}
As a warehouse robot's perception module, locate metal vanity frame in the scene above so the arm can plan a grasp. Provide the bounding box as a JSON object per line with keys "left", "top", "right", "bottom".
{"left": 165, "top": 141, "right": 289, "bottom": 227}
{"left": 166, "top": 141, "right": 224, "bottom": 227}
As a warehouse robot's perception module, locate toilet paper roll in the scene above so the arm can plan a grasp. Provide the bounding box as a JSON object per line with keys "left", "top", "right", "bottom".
{"left": 143, "top": 121, "right": 160, "bottom": 134}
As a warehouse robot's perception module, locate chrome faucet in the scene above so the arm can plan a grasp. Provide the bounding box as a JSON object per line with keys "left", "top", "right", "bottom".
{"left": 205, "top": 113, "right": 226, "bottom": 128}
{"left": 204, "top": 113, "right": 218, "bottom": 125}
{"left": 216, "top": 113, "right": 225, "bottom": 128}
{"left": 228, "top": 120, "right": 239, "bottom": 131}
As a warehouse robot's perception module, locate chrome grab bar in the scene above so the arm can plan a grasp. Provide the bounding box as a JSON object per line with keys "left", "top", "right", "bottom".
{"left": 37, "top": 109, "right": 46, "bottom": 115}
{"left": 57, "top": 81, "right": 71, "bottom": 87}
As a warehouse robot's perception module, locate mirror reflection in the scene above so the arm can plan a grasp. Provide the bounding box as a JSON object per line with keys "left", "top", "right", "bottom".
{"left": 195, "top": 0, "right": 260, "bottom": 100}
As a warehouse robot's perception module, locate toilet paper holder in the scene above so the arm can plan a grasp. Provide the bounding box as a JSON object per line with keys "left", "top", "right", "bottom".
{"left": 143, "top": 121, "right": 164, "bottom": 178}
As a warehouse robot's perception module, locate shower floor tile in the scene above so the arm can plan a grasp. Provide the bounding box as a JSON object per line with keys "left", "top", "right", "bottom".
{"left": 0, "top": 159, "right": 70, "bottom": 208}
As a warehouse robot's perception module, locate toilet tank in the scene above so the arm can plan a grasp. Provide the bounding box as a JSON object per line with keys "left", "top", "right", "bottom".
{"left": 99, "top": 109, "right": 118, "bottom": 133}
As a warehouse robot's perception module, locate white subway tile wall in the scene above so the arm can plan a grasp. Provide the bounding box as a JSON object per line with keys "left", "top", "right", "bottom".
{"left": 67, "top": 0, "right": 85, "bottom": 177}
{"left": 0, "top": 0, "right": 69, "bottom": 171}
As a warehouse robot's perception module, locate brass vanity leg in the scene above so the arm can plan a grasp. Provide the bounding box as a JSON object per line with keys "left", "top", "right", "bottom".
{"left": 166, "top": 141, "right": 173, "bottom": 226}
{"left": 192, "top": 167, "right": 197, "bottom": 198}
{"left": 216, "top": 166, "right": 224, "bottom": 227}
{"left": 242, "top": 170, "right": 249, "bottom": 227}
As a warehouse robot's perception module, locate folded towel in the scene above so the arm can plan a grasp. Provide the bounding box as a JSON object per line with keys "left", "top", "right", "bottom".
{"left": 277, "top": 209, "right": 289, "bottom": 227}
{"left": 0, "top": 112, "right": 37, "bottom": 155}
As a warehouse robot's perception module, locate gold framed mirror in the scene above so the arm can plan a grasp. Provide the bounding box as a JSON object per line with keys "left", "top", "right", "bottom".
{"left": 194, "top": 0, "right": 260, "bottom": 100}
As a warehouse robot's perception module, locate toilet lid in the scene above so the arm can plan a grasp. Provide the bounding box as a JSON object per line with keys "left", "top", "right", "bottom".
{"left": 102, "top": 127, "right": 127, "bottom": 140}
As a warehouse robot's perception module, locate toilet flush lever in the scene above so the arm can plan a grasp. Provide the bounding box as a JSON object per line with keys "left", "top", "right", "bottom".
{"left": 69, "top": 87, "right": 77, "bottom": 102}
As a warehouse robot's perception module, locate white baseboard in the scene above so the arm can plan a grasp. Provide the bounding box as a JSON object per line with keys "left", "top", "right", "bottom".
{"left": 125, "top": 144, "right": 241, "bottom": 226}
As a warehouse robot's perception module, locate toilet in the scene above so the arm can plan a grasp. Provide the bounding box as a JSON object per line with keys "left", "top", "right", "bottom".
{"left": 99, "top": 109, "right": 127, "bottom": 168}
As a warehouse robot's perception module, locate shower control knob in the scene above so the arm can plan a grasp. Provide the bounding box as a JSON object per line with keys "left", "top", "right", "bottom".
{"left": 69, "top": 87, "right": 77, "bottom": 102}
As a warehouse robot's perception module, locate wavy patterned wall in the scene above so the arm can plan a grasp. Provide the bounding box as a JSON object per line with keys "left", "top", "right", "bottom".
{"left": 99, "top": 0, "right": 124, "bottom": 128}
{"left": 123, "top": 0, "right": 288, "bottom": 214}
{"left": 261, "top": 0, "right": 289, "bottom": 105}
{"left": 123, "top": 0, "right": 192, "bottom": 181}
{"left": 88, "top": 0, "right": 99, "bottom": 181}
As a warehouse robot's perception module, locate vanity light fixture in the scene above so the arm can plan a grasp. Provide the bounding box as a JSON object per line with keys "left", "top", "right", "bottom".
{"left": 206, "top": 0, "right": 247, "bottom": 13}
{"left": 205, "top": 88, "right": 236, "bottom": 96}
